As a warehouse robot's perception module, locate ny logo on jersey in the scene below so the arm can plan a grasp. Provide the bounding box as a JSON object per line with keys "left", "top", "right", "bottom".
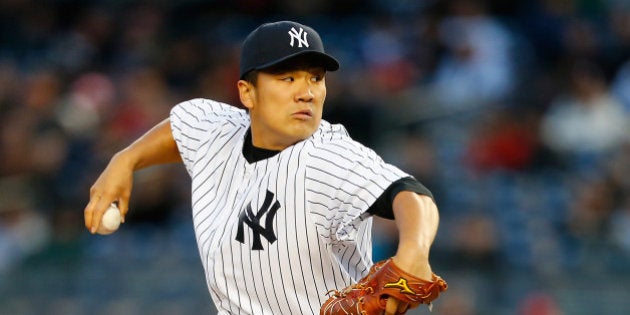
{"left": 288, "top": 27, "right": 309, "bottom": 48}
{"left": 236, "top": 190, "right": 280, "bottom": 250}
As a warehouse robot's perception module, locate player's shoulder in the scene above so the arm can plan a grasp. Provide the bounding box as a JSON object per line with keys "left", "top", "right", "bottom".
{"left": 170, "top": 98, "right": 250, "bottom": 137}
{"left": 313, "top": 120, "right": 350, "bottom": 142}
{"left": 309, "top": 120, "right": 371, "bottom": 156}
{"left": 175, "top": 98, "right": 247, "bottom": 117}
{"left": 171, "top": 98, "right": 249, "bottom": 127}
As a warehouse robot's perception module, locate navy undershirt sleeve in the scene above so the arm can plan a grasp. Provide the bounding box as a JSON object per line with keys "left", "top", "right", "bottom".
{"left": 367, "top": 176, "right": 433, "bottom": 219}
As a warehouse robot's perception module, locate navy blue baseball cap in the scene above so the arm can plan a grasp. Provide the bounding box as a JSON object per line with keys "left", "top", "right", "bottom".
{"left": 239, "top": 21, "right": 340, "bottom": 79}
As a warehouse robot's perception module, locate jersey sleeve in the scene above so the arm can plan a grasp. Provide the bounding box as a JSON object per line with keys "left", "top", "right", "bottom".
{"left": 305, "top": 125, "right": 410, "bottom": 242}
{"left": 169, "top": 98, "right": 248, "bottom": 175}
{"left": 367, "top": 176, "right": 433, "bottom": 219}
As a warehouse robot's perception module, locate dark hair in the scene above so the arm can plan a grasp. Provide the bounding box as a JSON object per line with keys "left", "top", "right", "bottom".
{"left": 242, "top": 55, "right": 326, "bottom": 87}
{"left": 242, "top": 70, "right": 259, "bottom": 86}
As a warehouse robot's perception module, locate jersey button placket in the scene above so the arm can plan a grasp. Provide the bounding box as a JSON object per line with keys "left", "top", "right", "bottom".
{"left": 244, "top": 163, "right": 253, "bottom": 178}
{"left": 237, "top": 164, "right": 254, "bottom": 200}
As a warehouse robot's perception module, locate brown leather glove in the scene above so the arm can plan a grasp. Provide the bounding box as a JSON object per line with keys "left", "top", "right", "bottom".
{"left": 320, "top": 258, "right": 447, "bottom": 315}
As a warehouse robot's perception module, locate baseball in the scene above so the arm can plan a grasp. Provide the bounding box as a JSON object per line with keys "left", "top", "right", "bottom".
{"left": 96, "top": 203, "right": 121, "bottom": 235}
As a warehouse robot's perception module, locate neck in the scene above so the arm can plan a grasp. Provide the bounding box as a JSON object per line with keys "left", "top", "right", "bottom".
{"left": 250, "top": 126, "right": 293, "bottom": 151}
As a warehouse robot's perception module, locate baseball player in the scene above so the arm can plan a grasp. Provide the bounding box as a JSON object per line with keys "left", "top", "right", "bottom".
{"left": 84, "top": 21, "right": 444, "bottom": 315}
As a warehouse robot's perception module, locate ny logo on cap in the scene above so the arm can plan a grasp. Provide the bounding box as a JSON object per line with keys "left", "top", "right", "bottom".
{"left": 288, "top": 27, "right": 309, "bottom": 48}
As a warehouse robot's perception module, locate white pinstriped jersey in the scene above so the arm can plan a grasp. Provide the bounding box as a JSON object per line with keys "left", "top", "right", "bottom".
{"left": 170, "top": 98, "right": 410, "bottom": 315}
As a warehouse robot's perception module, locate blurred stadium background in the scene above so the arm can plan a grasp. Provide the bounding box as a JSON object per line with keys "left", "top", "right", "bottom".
{"left": 1, "top": 0, "right": 630, "bottom": 314}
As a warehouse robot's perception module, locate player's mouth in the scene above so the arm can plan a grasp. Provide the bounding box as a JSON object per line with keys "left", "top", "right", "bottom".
{"left": 292, "top": 109, "right": 313, "bottom": 120}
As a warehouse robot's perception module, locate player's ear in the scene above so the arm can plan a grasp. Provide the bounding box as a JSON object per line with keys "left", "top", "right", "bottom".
{"left": 238, "top": 80, "right": 255, "bottom": 110}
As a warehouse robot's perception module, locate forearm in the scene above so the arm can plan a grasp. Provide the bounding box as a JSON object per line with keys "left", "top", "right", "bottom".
{"left": 84, "top": 118, "right": 181, "bottom": 233}
{"left": 116, "top": 118, "right": 182, "bottom": 170}
{"left": 391, "top": 191, "right": 439, "bottom": 279}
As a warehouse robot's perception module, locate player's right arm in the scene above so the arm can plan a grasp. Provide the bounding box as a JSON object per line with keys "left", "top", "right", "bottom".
{"left": 84, "top": 118, "right": 182, "bottom": 234}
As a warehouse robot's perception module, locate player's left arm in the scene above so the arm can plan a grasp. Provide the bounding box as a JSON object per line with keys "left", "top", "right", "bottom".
{"left": 392, "top": 191, "right": 438, "bottom": 280}
{"left": 387, "top": 191, "right": 439, "bottom": 314}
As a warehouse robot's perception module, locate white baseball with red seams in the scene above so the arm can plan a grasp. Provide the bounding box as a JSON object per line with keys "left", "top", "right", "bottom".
{"left": 96, "top": 203, "right": 121, "bottom": 235}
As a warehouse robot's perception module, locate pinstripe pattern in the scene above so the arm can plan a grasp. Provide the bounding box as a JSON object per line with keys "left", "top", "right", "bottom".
{"left": 170, "top": 98, "right": 409, "bottom": 314}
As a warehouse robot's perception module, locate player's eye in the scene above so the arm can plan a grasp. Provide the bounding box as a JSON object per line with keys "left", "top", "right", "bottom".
{"left": 281, "top": 76, "right": 294, "bottom": 82}
{"left": 311, "top": 75, "right": 323, "bottom": 82}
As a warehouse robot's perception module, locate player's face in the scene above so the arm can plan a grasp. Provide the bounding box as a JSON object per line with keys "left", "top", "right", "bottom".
{"left": 239, "top": 67, "right": 326, "bottom": 150}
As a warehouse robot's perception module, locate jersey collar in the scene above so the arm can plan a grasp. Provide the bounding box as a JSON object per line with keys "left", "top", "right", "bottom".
{"left": 242, "top": 128, "right": 281, "bottom": 163}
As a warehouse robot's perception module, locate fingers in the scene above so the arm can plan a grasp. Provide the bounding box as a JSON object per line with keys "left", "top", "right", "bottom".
{"left": 84, "top": 154, "right": 134, "bottom": 233}
{"left": 84, "top": 197, "right": 96, "bottom": 231}
{"left": 118, "top": 199, "right": 129, "bottom": 223}
{"left": 84, "top": 193, "right": 112, "bottom": 234}
{"left": 385, "top": 298, "right": 409, "bottom": 315}
{"left": 85, "top": 186, "right": 128, "bottom": 233}
{"left": 385, "top": 297, "right": 398, "bottom": 315}
{"left": 84, "top": 194, "right": 102, "bottom": 234}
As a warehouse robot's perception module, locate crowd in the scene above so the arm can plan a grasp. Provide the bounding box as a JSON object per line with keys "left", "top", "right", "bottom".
{"left": 1, "top": 0, "right": 630, "bottom": 314}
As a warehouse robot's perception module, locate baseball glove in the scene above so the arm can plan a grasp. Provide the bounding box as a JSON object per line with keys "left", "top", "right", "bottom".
{"left": 320, "top": 258, "right": 447, "bottom": 315}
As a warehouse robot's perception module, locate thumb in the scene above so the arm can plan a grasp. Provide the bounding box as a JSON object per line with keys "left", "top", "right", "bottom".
{"left": 117, "top": 199, "right": 129, "bottom": 223}
{"left": 385, "top": 297, "right": 399, "bottom": 315}
{"left": 385, "top": 297, "right": 409, "bottom": 315}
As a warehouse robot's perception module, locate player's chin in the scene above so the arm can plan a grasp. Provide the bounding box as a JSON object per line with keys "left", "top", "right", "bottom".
{"left": 287, "top": 122, "right": 319, "bottom": 141}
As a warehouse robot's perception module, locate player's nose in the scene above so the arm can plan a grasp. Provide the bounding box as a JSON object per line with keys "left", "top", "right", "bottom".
{"left": 297, "top": 90, "right": 314, "bottom": 102}
{"left": 295, "top": 83, "right": 314, "bottom": 103}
